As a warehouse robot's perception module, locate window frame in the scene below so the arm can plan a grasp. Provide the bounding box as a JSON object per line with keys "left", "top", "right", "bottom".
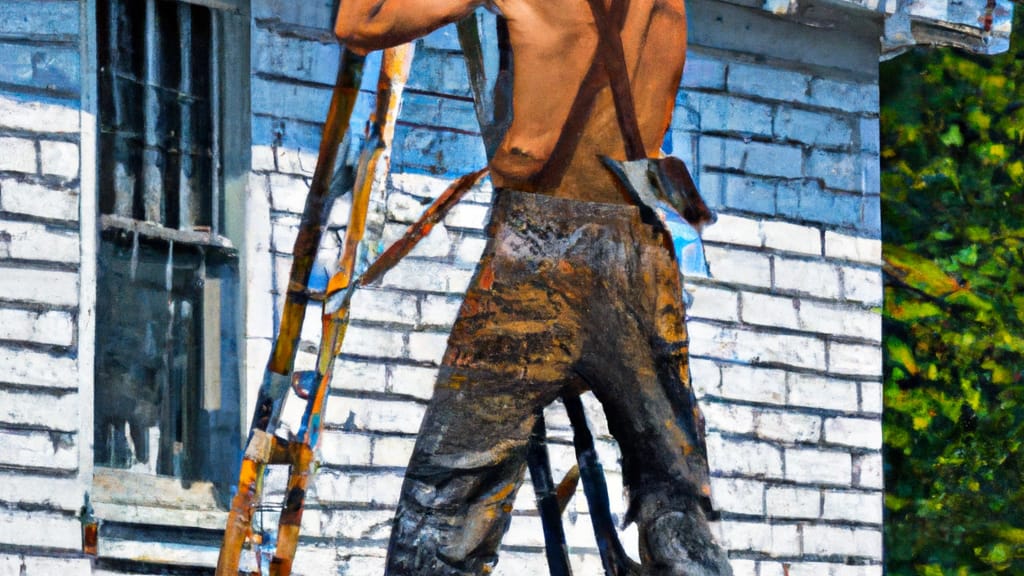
{"left": 83, "top": 0, "right": 251, "bottom": 527}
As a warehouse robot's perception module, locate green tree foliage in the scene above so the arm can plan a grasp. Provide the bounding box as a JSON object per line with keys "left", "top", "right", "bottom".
{"left": 881, "top": 9, "right": 1024, "bottom": 574}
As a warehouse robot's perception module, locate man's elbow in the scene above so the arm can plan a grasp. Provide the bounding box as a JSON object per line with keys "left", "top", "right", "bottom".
{"left": 334, "top": 17, "right": 381, "bottom": 54}
{"left": 336, "top": 1, "right": 479, "bottom": 52}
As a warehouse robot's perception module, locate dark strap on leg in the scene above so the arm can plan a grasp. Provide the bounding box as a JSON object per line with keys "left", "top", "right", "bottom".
{"left": 563, "top": 393, "right": 640, "bottom": 576}
{"left": 527, "top": 413, "right": 574, "bottom": 576}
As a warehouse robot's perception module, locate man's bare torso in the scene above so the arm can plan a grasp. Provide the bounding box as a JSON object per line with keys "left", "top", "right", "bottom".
{"left": 336, "top": 0, "right": 687, "bottom": 203}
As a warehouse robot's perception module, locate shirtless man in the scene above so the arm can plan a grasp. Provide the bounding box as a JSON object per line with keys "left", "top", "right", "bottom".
{"left": 336, "top": 1, "right": 732, "bottom": 574}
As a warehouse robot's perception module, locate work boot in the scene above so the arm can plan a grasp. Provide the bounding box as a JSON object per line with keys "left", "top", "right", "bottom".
{"left": 636, "top": 496, "right": 733, "bottom": 576}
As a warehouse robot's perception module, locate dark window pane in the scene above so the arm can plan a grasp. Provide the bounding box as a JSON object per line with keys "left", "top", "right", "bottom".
{"left": 189, "top": 5, "right": 215, "bottom": 229}
{"left": 154, "top": 1, "right": 181, "bottom": 92}
{"left": 114, "top": 0, "right": 146, "bottom": 82}
{"left": 94, "top": 233, "right": 240, "bottom": 484}
{"left": 94, "top": 234, "right": 203, "bottom": 477}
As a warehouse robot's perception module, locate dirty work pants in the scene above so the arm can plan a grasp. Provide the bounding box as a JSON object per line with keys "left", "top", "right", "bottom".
{"left": 385, "top": 189, "right": 716, "bottom": 575}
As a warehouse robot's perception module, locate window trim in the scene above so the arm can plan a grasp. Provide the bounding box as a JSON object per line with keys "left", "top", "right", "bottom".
{"left": 84, "top": 0, "right": 251, "bottom": 521}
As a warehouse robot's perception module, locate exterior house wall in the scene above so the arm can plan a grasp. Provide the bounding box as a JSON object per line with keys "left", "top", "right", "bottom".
{"left": 0, "top": 0, "right": 1011, "bottom": 574}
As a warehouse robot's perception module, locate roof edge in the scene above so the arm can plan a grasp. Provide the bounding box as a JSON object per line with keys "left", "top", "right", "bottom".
{"left": 745, "top": 0, "right": 1014, "bottom": 57}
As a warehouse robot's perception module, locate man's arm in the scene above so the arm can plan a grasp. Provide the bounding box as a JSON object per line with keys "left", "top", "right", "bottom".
{"left": 335, "top": 0, "right": 486, "bottom": 53}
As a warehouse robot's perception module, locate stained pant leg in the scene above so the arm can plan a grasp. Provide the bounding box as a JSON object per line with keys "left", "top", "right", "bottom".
{"left": 385, "top": 245, "right": 580, "bottom": 575}
{"left": 579, "top": 221, "right": 731, "bottom": 576}
{"left": 385, "top": 365, "right": 542, "bottom": 576}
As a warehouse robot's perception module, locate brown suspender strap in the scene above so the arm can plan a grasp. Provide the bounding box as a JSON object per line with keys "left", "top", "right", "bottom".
{"left": 540, "top": 1, "right": 708, "bottom": 223}
{"left": 583, "top": 0, "right": 647, "bottom": 161}
{"left": 530, "top": 0, "right": 630, "bottom": 191}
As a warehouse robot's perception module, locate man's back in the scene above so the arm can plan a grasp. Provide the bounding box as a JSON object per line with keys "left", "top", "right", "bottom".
{"left": 336, "top": 0, "right": 687, "bottom": 202}
{"left": 490, "top": 0, "right": 687, "bottom": 202}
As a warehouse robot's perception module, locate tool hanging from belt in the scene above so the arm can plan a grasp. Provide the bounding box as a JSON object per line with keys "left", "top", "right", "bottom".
{"left": 589, "top": 0, "right": 712, "bottom": 234}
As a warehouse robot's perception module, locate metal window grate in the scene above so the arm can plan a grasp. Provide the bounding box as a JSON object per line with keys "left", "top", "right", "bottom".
{"left": 98, "top": 0, "right": 220, "bottom": 234}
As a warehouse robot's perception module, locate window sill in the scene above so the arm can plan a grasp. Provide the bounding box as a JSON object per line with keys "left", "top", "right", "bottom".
{"left": 92, "top": 467, "right": 228, "bottom": 530}
{"left": 101, "top": 214, "right": 236, "bottom": 253}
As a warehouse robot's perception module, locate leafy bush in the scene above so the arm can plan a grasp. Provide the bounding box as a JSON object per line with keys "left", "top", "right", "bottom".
{"left": 881, "top": 9, "right": 1024, "bottom": 574}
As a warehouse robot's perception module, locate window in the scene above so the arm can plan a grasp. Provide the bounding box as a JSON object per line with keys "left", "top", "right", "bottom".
{"left": 93, "top": 0, "right": 248, "bottom": 493}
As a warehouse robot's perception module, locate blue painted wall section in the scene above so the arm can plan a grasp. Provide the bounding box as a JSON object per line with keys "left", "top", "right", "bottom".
{"left": 392, "top": 26, "right": 488, "bottom": 177}
{"left": 0, "top": 0, "right": 81, "bottom": 99}
{"left": 672, "top": 52, "right": 880, "bottom": 236}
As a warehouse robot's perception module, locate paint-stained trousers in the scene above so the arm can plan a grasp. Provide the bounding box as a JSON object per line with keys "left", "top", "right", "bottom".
{"left": 385, "top": 189, "right": 726, "bottom": 575}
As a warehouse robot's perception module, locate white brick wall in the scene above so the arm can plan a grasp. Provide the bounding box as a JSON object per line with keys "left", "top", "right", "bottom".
{"left": 0, "top": 389, "right": 78, "bottom": 430}
{"left": 0, "top": 21, "right": 88, "bottom": 561}
{"left": 773, "top": 256, "right": 843, "bottom": 299}
{"left": 707, "top": 435, "right": 784, "bottom": 478}
{"left": 717, "top": 364, "right": 788, "bottom": 405}
{"left": 0, "top": 219, "right": 80, "bottom": 263}
{"left": 39, "top": 140, "right": 80, "bottom": 179}
{"left": 802, "top": 525, "right": 882, "bottom": 559}
{"left": 716, "top": 521, "right": 801, "bottom": 556}
{"left": 766, "top": 486, "right": 820, "bottom": 519}
{"left": 823, "top": 490, "right": 883, "bottom": 524}
{"left": 672, "top": 27, "right": 884, "bottom": 571}
{"left": 710, "top": 477, "right": 765, "bottom": 515}
{"left": 0, "top": 429, "right": 78, "bottom": 470}
{"left": 1, "top": 554, "right": 92, "bottom": 576}
{"left": 0, "top": 510, "right": 82, "bottom": 551}
{"left": 0, "top": 473, "right": 84, "bottom": 511}
{"left": 0, "top": 137, "right": 36, "bottom": 172}
{"left": 0, "top": 179, "right": 79, "bottom": 221}
{"left": 785, "top": 449, "right": 853, "bottom": 485}
{"left": 0, "top": 266, "right": 79, "bottom": 306}
{"left": 0, "top": 7, "right": 87, "bottom": 569}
